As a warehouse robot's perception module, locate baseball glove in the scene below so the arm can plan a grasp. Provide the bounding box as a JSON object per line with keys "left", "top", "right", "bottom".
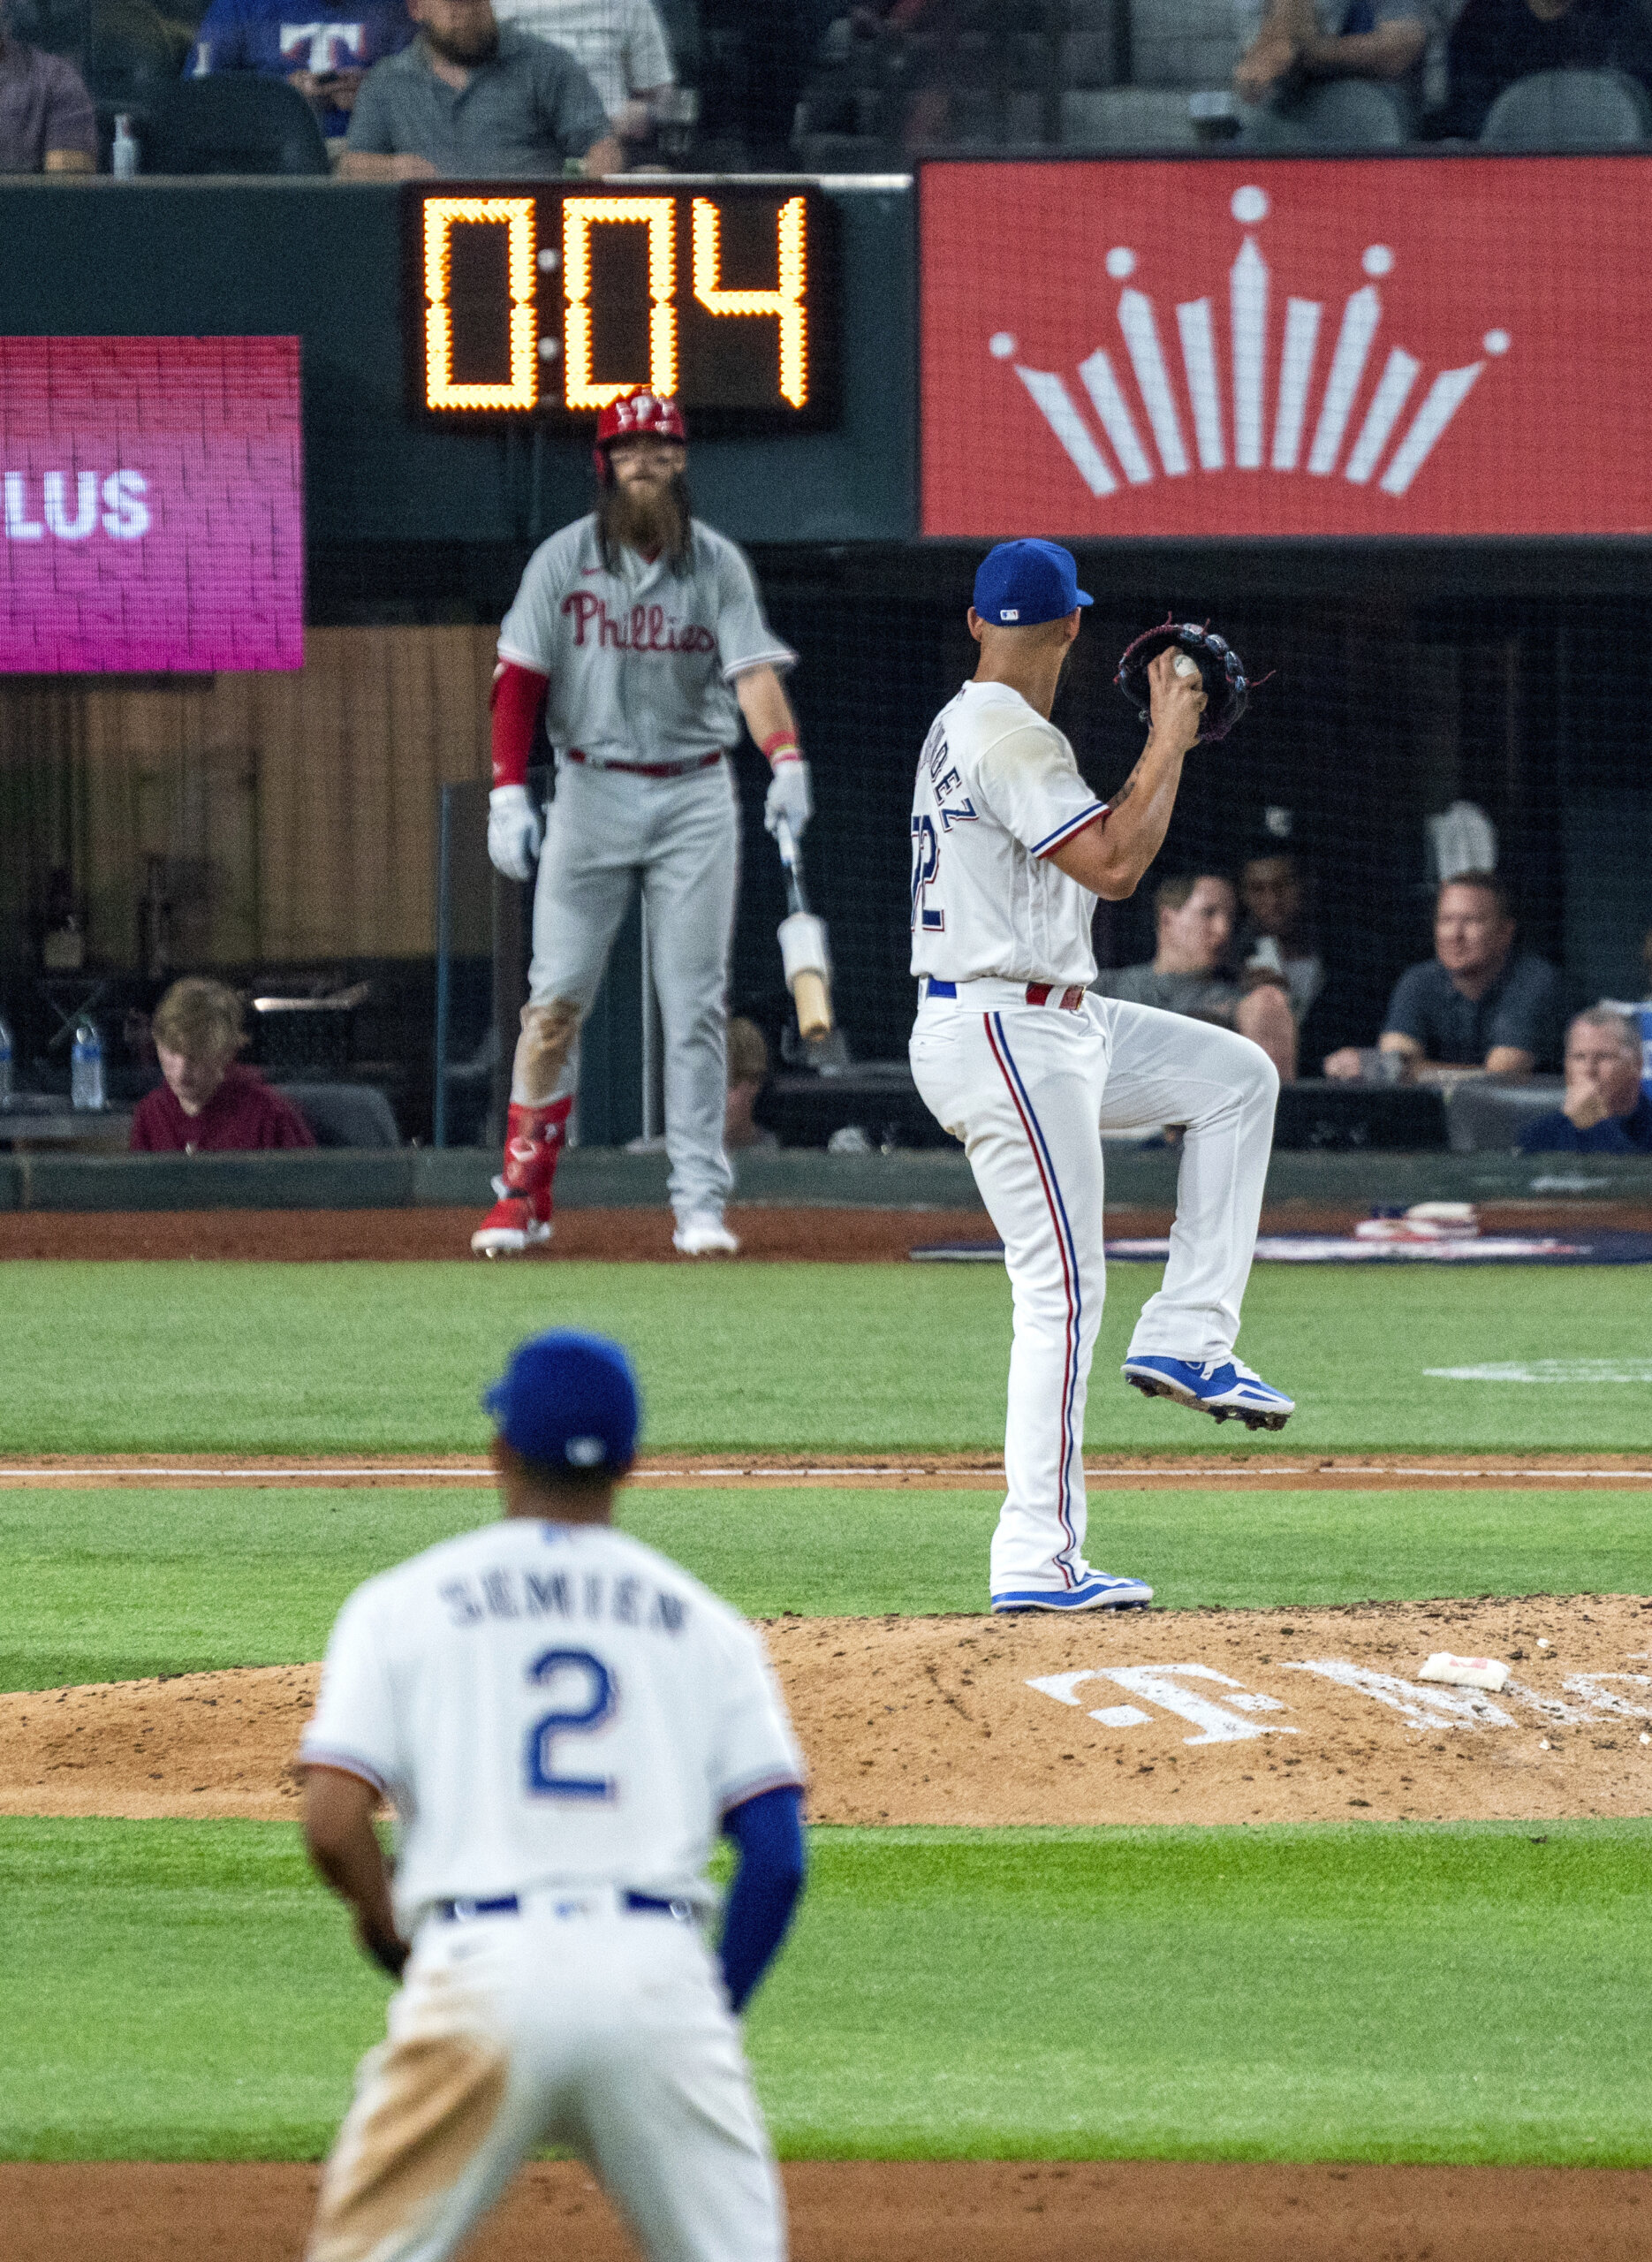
{"left": 1116, "top": 619, "right": 1254, "bottom": 744}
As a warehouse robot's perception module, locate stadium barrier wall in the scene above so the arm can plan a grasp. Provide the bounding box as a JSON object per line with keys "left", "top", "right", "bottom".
{"left": 3, "top": 1146, "right": 1650, "bottom": 1214}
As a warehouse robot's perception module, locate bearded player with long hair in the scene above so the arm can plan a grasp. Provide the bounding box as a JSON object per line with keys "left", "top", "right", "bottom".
{"left": 476, "top": 390, "right": 807, "bottom": 1258}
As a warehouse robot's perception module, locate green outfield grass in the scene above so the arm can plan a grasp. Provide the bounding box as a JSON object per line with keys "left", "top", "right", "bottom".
{"left": 2, "top": 1260, "right": 1649, "bottom": 1456}
{"left": 5, "top": 1817, "right": 1648, "bottom": 2165}
{"left": 1, "top": 1482, "right": 1644, "bottom": 1692}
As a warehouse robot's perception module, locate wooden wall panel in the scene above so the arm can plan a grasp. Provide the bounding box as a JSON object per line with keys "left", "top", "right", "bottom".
{"left": 0, "top": 625, "right": 496, "bottom": 970}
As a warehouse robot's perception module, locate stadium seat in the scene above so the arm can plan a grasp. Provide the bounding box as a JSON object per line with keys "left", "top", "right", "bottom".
{"left": 1004, "top": 34, "right": 1056, "bottom": 142}
{"left": 1059, "top": 30, "right": 1116, "bottom": 87}
{"left": 275, "top": 1082, "right": 402, "bottom": 1148}
{"left": 10, "top": 0, "right": 184, "bottom": 96}
{"left": 1241, "top": 76, "right": 1411, "bottom": 148}
{"left": 1059, "top": 84, "right": 1199, "bottom": 148}
{"left": 5, "top": 0, "right": 96, "bottom": 52}
{"left": 650, "top": 0, "right": 702, "bottom": 86}
{"left": 1443, "top": 1077, "right": 1567, "bottom": 1155}
{"left": 1126, "top": 0, "right": 1243, "bottom": 88}
{"left": 140, "top": 75, "right": 330, "bottom": 174}
{"left": 1480, "top": 67, "right": 1650, "bottom": 149}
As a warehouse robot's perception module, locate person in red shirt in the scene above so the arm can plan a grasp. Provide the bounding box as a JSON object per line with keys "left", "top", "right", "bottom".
{"left": 130, "top": 978, "right": 315, "bottom": 1155}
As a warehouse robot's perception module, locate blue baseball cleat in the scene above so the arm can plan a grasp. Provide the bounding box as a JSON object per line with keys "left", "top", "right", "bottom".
{"left": 990, "top": 1570, "right": 1153, "bottom": 1613}
{"left": 1122, "top": 1355, "right": 1295, "bottom": 1431}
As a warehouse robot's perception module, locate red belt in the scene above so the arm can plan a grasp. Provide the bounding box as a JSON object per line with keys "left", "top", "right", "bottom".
{"left": 1025, "top": 983, "right": 1087, "bottom": 1011}
{"left": 567, "top": 748, "right": 724, "bottom": 779}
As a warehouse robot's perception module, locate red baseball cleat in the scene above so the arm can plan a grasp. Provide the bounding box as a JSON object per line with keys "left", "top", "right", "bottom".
{"left": 470, "top": 1189, "right": 553, "bottom": 1257}
{"left": 472, "top": 1095, "right": 572, "bottom": 1256}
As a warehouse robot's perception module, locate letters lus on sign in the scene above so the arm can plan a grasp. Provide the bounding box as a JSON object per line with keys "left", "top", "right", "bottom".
{"left": 0, "top": 336, "right": 303, "bottom": 673}
{"left": 921, "top": 156, "right": 1652, "bottom": 540}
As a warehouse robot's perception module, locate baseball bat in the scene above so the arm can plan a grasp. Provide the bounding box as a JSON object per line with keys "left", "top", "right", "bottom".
{"left": 773, "top": 816, "right": 835, "bottom": 1042}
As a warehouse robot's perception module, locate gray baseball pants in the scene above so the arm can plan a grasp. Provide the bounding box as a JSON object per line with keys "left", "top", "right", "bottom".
{"left": 530, "top": 755, "right": 738, "bottom": 1224}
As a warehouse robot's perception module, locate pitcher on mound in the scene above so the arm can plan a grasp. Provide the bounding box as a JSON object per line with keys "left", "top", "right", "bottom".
{"left": 908, "top": 541, "right": 1294, "bottom": 1615}
{"left": 474, "top": 389, "right": 808, "bottom": 1259}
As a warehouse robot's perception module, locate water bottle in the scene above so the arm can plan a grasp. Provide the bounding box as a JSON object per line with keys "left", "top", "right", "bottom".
{"left": 0, "top": 1012, "right": 12, "bottom": 1108}
{"left": 111, "top": 114, "right": 139, "bottom": 178}
{"left": 70, "top": 1016, "right": 105, "bottom": 1111}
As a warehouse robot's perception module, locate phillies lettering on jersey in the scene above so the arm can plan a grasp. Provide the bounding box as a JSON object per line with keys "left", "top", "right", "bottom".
{"left": 498, "top": 514, "right": 794, "bottom": 770}
{"left": 302, "top": 1519, "right": 804, "bottom": 1937}
{"left": 561, "top": 591, "right": 718, "bottom": 655}
{"left": 909, "top": 679, "right": 1108, "bottom": 990}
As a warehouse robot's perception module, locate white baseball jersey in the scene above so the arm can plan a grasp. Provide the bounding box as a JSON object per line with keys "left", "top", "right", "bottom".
{"left": 489, "top": 0, "right": 674, "bottom": 116}
{"left": 909, "top": 679, "right": 1109, "bottom": 989}
{"left": 497, "top": 516, "right": 795, "bottom": 768}
{"left": 301, "top": 1519, "right": 805, "bottom": 1937}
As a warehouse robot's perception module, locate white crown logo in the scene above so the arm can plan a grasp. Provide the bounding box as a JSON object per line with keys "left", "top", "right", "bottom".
{"left": 992, "top": 185, "right": 1510, "bottom": 501}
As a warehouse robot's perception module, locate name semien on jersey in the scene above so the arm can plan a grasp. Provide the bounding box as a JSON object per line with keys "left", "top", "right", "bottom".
{"left": 439, "top": 1562, "right": 688, "bottom": 1635}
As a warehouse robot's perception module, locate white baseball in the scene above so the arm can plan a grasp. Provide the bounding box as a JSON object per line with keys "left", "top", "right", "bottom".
{"left": 1173, "top": 651, "right": 1200, "bottom": 678}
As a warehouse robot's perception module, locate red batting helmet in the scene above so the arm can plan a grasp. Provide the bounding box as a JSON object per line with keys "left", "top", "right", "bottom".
{"left": 592, "top": 390, "right": 687, "bottom": 481}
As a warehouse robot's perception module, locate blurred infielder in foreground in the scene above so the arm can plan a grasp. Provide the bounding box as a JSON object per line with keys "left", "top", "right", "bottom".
{"left": 299, "top": 1329, "right": 807, "bottom": 2262}
{"left": 908, "top": 542, "right": 1294, "bottom": 1616}
{"left": 476, "top": 388, "right": 808, "bottom": 1259}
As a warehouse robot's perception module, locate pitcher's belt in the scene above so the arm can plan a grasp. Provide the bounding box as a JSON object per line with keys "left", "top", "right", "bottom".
{"left": 566, "top": 749, "right": 723, "bottom": 779}
{"left": 435, "top": 1889, "right": 692, "bottom": 1923}
{"left": 923, "top": 977, "right": 1087, "bottom": 1012}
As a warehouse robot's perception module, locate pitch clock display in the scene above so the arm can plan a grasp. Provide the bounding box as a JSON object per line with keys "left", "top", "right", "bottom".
{"left": 408, "top": 184, "right": 840, "bottom": 430}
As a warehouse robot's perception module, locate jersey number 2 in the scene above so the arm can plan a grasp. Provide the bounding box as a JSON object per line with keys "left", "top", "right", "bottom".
{"left": 524, "top": 1648, "right": 616, "bottom": 1801}
{"left": 910, "top": 814, "right": 943, "bottom": 932}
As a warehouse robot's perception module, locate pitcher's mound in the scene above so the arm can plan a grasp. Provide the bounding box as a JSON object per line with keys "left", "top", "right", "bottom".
{"left": 2, "top": 1598, "right": 1648, "bottom": 1826}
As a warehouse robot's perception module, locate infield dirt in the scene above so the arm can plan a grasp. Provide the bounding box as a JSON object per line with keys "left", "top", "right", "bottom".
{"left": 4, "top": 1596, "right": 1648, "bottom": 1827}
{"left": 7, "top": 2160, "right": 1650, "bottom": 2262}
{"left": 4, "top": 1199, "right": 1648, "bottom": 1263}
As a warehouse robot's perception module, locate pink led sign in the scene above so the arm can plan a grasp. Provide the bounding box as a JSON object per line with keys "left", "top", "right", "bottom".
{"left": 0, "top": 336, "right": 303, "bottom": 672}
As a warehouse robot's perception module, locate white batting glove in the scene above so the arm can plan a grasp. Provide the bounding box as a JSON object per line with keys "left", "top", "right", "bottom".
{"left": 763, "top": 756, "right": 813, "bottom": 841}
{"left": 488, "top": 785, "right": 543, "bottom": 881}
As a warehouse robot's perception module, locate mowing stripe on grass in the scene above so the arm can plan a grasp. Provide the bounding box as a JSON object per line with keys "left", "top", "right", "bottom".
{"left": 0, "top": 1484, "right": 1644, "bottom": 1693}
{"left": 4, "top": 1818, "right": 1648, "bottom": 2164}
{"left": 3, "top": 1261, "right": 1649, "bottom": 1454}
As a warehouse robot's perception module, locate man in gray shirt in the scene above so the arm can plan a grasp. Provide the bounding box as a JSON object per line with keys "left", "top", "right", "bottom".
{"left": 1095, "top": 873, "right": 1297, "bottom": 1084}
{"left": 0, "top": 27, "right": 95, "bottom": 172}
{"left": 341, "top": 0, "right": 621, "bottom": 177}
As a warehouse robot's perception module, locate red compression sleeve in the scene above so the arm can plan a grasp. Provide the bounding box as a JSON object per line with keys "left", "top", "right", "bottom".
{"left": 490, "top": 662, "right": 549, "bottom": 788}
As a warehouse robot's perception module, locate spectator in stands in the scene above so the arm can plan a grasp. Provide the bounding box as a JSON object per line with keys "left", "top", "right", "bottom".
{"left": 488, "top": 0, "right": 672, "bottom": 148}
{"left": 1236, "top": 850, "right": 1325, "bottom": 1029}
{"left": 1517, "top": 1008, "right": 1652, "bottom": 1153}
{"left": 340, "top": 0, "right": 621, "bottom": 176}
{"left": 131, "top": 978, "right": 315, "bottom": 1155}
{"left": 725, "top": 1016, "right": 778, "bottom": 1151}
{"left": 1324, "top": 872, "right": 1561, "bottom": 1082}
{"left": 1435, "top": 0, "right": 1652, "bottom": 140}
{"left": 0, "top": 11, "right": 95, "bottom": 171}
{"left": 1095, "top": 873, "right": 1298, "bottom": 1084}
{"left": 1235, "top": 0, "right": 1444, "bottom": 125}
{"left": 187, "top": 0, "right": 414, "bottom": 140}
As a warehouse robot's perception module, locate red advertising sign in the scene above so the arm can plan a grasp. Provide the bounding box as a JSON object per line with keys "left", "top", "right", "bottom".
{"left": 0, "top": 337, "right": 302, "bottom": 672}
{"left": 922, "top": 157, "right": 1652, "bottom": 539}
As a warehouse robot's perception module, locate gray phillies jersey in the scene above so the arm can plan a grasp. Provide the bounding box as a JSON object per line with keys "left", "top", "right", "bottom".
{"left": 497, "top": 516, "right": 796, "bottom": 766}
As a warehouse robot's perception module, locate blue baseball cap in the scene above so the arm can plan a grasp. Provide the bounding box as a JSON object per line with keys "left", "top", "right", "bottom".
{"left": 482, "top": 1330, "right": 640, "bottom": 1473}
{"left": 973, "top": 539, "right": 1093, "bottom": 628}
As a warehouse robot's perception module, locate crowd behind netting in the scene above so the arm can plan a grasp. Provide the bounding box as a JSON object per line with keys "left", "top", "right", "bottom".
{"left": 6, "top": 0, "right": 1652, "bottom": 177}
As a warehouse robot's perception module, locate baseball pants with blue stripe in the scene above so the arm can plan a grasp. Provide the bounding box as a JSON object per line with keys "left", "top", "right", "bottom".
{"left": 910, "top": 988, "right": 1277, "bottom": 1596}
